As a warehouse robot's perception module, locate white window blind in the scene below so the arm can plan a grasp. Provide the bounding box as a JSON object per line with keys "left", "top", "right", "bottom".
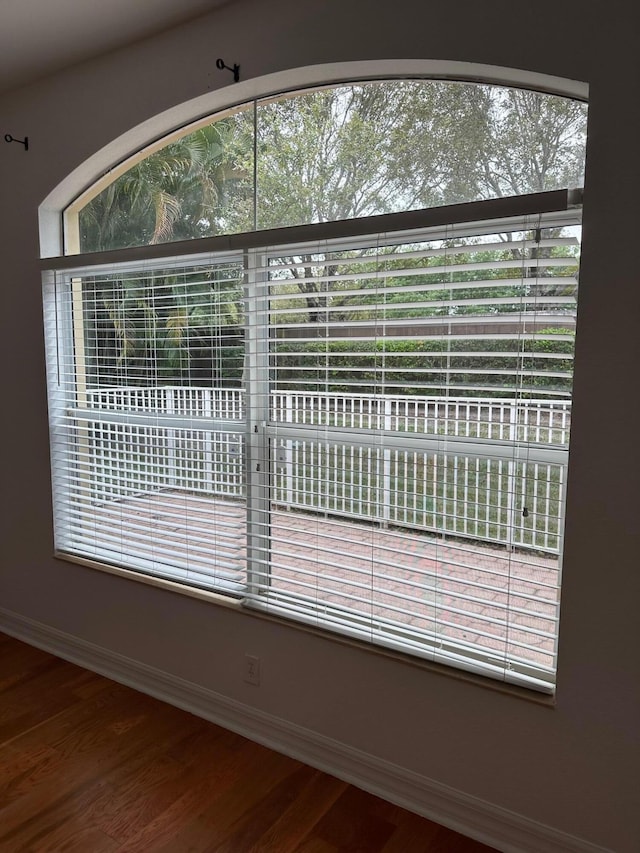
{"left": 44, "top": 255, "right": 247, "bottom": 591}
{"left": 43, "top": 193, "right": 581, "bottom": 692}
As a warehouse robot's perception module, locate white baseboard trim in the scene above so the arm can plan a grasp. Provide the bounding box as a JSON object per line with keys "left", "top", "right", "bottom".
{"left": 0, "top": 607, "right": 611, "bottom": 853}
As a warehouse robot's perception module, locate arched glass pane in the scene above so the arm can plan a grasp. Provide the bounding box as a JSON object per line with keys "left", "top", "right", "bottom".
{"left": 256, "top": 82, "right": 586, "bottom": 228}
{"left": 76, "top": 105, "right": 255, "bottom": 253}
{"left": 73, "top": 81, "right": 586, "bottom": 253}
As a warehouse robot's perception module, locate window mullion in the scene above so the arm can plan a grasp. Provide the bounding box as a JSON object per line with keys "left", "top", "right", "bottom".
{"left": 244, "top": 248, "right": 271, "bottom": 597}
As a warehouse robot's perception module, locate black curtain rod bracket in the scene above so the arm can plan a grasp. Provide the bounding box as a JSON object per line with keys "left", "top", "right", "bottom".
{"left": 4, "top": 134, "right": 29, "bottom": 151}
{"left": 216, "top": 58, "right": 240, "bottom": 83}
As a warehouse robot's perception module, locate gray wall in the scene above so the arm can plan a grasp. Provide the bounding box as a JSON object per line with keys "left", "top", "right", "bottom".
{"left": 1, "top": 2, "right": 638, "bottom": 850}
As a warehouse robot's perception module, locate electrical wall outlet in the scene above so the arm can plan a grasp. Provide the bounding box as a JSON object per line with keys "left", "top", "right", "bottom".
{"left": 244, "top": 654, "right": 260, "bottom": 686}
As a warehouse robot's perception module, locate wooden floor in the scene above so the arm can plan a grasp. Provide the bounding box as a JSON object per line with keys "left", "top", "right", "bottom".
{"left": 0, "top": 633, "right": 497, "bottom": 852}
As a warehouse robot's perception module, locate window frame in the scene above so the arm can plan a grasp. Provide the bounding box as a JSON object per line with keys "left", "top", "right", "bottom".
{"left": 42, "top": 188, "right": 582, "bottom": 694}
{"left": 38, "top": 64, "right": 589, "bottom": 698}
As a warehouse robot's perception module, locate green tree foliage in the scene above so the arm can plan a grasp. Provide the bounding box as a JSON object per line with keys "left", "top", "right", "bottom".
{"left": 79, "top": 111, "right": 254, "bottom": 252}
{"left": 272, "top": 331, "right": 575, "bottom": 398}
{"left": 477, "top": 88, "right": 587, "bottom": 197}
{"left": 77, "top": 81, "right": 585, "bottom": 389}
{"left": 83, "top": 264, "right": 244, "bottom": 388}
{"left": 79, "top": 81, "right": 587, "bottom": 250}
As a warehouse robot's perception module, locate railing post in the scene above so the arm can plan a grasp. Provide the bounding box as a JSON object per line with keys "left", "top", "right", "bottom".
{"left": 273, "top": 392, "right": 295, "bottom": 508}
{"left": 382, "top": 397, "right": 392, "bottom": 526}
{"left": 506, "top": 400, "right": 517, "bottom": 551}
{"left": 284, "top": 393, "right": 294, "bottom": 508}
{"left": 166, "top": 387, "right": 176, "bottom": 488}
{"left": 204, "top": 387, "right": 213, "bottom": 495}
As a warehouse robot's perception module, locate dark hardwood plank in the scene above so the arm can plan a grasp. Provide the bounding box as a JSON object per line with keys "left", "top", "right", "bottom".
{"left": 15, "top": 821, "right": 122, "bottom": 853}
{"left": 295, "top": 838, "right": 340, "bottom": 853}
{"left": 0, "top": 634, "right": 497, "bottom": 852}
{"left": 311, "top": 786, "right": 398, "bottom": 852}
{"left": 247, "top": 770, "right": 348, "bottom": 852}
{"left": 0, "top": 691, "right": 203, "bottom": 847}
{"left": 379, "top": 811, "right": 442, "bottom": 852}
{"left": 116, "top": 727, "right": 247, "bottom": 852}
{"left": 155, "top": 746, "right": 307, "bottom": 852}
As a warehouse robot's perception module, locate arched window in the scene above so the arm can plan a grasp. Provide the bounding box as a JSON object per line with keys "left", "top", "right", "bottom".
{"left": 44, "top": 76, "right": 587, "bottom": 693}
{"left": 69, "top": 80, "right": 586, "bottom": 252}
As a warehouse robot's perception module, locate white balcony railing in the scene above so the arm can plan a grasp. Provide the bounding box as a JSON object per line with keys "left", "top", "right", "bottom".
{"left": 83, "top": 386, "right": 570, "bottom": 554}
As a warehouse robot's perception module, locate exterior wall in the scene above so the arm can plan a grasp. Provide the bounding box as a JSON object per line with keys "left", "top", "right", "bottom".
{"left": 0, "top": 2, "right": 638, "bottom": 850}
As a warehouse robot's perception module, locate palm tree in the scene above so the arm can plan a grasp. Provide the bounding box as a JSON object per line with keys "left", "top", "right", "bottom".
{"left": 79, "top": 112, "right": 253, "bottom": 252}
{"left": 79, "top": 115, "right": 251, "bottom": 384}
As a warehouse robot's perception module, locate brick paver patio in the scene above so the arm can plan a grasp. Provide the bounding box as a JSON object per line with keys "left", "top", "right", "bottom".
{"left": 92, "top": 492, "right": 559, "bottom": 675}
